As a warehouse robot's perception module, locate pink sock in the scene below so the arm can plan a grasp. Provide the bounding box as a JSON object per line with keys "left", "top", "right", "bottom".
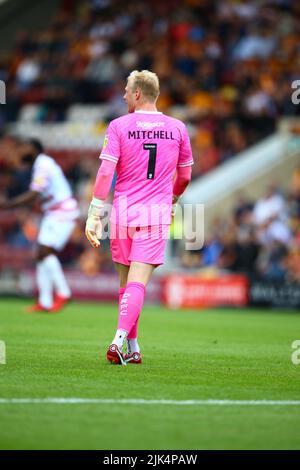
{"left": 119, "top": 286, "right": 139, "bottom": 339}
{"left": 118, "top": 286, "right": 126, "bottom": 323}
{"left": 118, "top": 282, "right": 145, "bottom": 333}
{"left": 119, "top": 287, "right": 125, "bottom": 306}
{"left": 128, "top": 317, "right": 140, "bottom": 340}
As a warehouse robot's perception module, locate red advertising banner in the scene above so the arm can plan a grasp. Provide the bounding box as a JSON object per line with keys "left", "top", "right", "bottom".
{"left": 162, "top": 274, "right": 249, "bottom": 308}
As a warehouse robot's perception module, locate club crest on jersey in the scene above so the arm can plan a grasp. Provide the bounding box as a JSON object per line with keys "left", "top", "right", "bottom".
{"left": 33, "top": 175, "right": 46, "bottom": 187}
{"left": 103, "top": 135, "right": 109, "bottom": 149}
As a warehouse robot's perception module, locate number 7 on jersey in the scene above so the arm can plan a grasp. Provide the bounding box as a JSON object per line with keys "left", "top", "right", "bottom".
{"left": 144, "top": 143, "right": 157, "bottom": 180}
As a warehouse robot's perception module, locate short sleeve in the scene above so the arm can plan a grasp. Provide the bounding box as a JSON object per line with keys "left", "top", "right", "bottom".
{"left": 178, "top": 125, "right": 194, "bottom": 168}
{"left": 99, "top": 120, "right": 120, "bottom": 165}
{"left": 30, "top": 163, "right": 49, "bottom": 193}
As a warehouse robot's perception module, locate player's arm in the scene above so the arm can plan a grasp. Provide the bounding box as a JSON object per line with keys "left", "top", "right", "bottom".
{"left": 86, "top": 120, "right": 120, "bottom": 248}
{"left": 172, "top": 166, "right": 192, "bottom": 216}
{"left": 0, "top": 190, "right": 39, "bottom": 210}
{"left": 85, "top": 159, "right": 116, "bottom": 248}
{"left": 172, "top": 124, "right": 194, "bottom": 216}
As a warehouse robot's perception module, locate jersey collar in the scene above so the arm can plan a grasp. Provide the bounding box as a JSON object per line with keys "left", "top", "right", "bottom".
{"left": 134, "top": 110, "right": 163, "bottom": 114}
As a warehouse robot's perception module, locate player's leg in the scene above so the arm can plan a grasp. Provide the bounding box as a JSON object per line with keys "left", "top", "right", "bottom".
{"left": 124, "top": 262, "right": 155, "bottom": 363}
{"left": 110, "top": 227, "right": 153, "bottom": 348}
{"left": 45, "top": 249, "right": 72, "bottom": 312}
{"left": 114, "top": 260, "right": 142, "bottom": 356}
{"left": 27, "top": 244, "right": 57, "bottom": 312}
{"left": 42, "top": 219, "right": 76, "bottom": 311}
{"left": 115, "top": 261, "right": 154, "bottom": 333}
{"left": 30, "top": 216, "right": 75, "bottom": 312}
{"left": 111, "top": 262, "right": 130, "bottom": 356}
{"left": 109, "top": 261, "right": 154, "bottom": 364}
{"left": 107, "top": 225, "right": 167, "bottom": 364}
{"left": 122, "top": 225, "right": 169, "bottom": 363}
{"left": 124, "top": 226, "right": 158, "bottom": 352}
{"left": 114, "top": 261, "right": 130, "bottom": 288}
{"left": 107, "top": 225, "right": 131, "bottom": 363}
{"left": 127, "top": 261, "right": 155, "bottom": 284}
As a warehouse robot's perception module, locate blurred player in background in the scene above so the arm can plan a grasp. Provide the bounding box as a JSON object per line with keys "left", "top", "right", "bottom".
{"left": 0, "top": 138, "right": 79, "bottom": 312}
{"left": 85, "top": 70, "right": 193, "bottom": 364}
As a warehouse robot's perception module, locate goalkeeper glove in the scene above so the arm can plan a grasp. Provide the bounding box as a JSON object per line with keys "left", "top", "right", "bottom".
{"left": 85, "top": 197, "right": 104, "bottom": 248}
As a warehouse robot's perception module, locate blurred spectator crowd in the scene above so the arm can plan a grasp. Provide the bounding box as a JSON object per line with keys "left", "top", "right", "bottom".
{"left": 180, "top": 170, "right": 300, "bottom": 283}
{"left": 0, "top": 0, "right": 300, "bottom": 178}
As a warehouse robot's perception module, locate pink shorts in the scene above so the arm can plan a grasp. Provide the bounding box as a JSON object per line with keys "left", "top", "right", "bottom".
{"left": 110, "top": 224, "right": 169, "bottom": 266}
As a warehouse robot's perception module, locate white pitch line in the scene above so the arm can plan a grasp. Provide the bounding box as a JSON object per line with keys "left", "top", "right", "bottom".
{"left": 0, "top": 398, "right": 300, "bottom": 406}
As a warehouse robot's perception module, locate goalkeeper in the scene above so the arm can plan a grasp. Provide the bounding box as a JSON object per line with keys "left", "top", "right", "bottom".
{"left": 86, "top": 70, "right": 193, "bottom": 365}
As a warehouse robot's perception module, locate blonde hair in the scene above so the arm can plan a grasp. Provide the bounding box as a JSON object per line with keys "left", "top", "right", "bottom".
{"left": 127, "top": 70, "right": 160, "bottom": 102}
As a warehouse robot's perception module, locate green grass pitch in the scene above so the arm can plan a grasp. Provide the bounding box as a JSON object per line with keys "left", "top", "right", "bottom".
{"left": 0, "top": 298, "right": 300, "bottom": 450}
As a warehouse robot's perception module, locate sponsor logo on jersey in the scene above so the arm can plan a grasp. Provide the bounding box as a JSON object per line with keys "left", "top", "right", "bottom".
{"left": 136, "top": 121, "right": 165, "bottom": 129}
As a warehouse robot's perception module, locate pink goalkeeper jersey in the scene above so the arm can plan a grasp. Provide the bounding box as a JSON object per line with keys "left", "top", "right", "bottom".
{"left": 100, "top": 110, "right": 193, "bottom": 226}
